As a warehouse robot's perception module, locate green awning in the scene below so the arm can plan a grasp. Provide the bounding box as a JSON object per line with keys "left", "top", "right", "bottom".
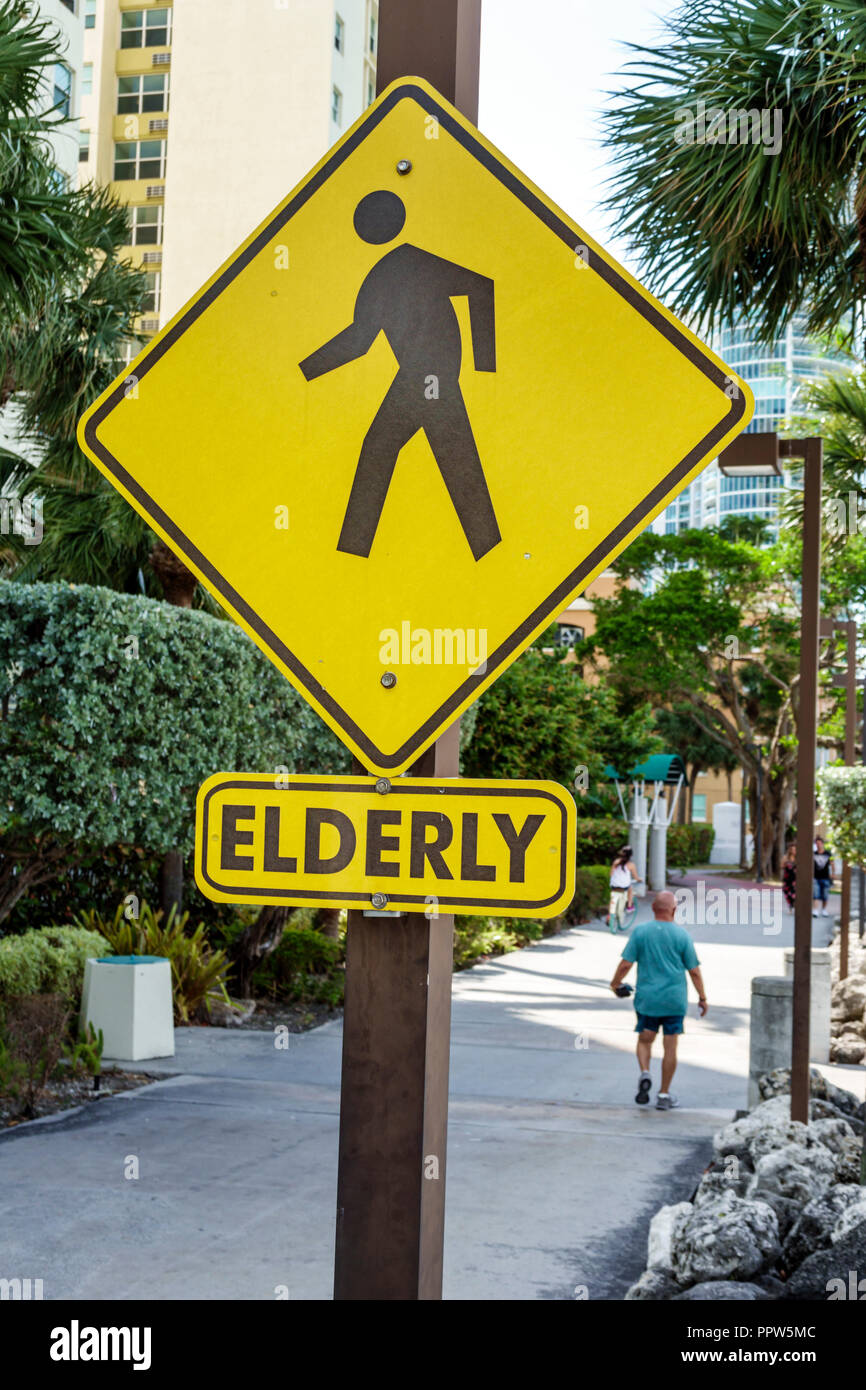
{"left": 628, "top": 754, "right": 687, "bottom": 785}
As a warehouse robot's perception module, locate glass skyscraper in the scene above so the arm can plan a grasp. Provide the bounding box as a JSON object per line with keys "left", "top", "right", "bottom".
{"left": 652, "top": 317, "right": 851, "bottom": 536}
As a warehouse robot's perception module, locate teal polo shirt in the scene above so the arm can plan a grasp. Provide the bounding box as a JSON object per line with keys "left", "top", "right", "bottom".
{"left": 622, "top": 919, "right": 700, "bottom": 1017}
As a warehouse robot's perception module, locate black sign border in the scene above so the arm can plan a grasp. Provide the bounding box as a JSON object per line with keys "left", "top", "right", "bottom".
{"left": 85, "top": 80, "right": 747, "bottom": 771}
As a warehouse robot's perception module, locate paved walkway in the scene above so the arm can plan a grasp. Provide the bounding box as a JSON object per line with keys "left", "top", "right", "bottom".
{"left": 1, "top": 884, "right": 862, "bottom": 1301}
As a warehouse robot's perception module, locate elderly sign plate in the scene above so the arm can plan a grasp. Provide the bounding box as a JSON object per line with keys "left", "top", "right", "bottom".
{"left": 195, "top": 774, "right": 576, "bottom": 918}
{"left": 78, "top": 76, "right": 752, "bottom": 773}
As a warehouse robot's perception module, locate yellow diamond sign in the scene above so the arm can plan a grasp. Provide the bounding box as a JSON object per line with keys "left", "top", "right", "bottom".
{"left": 78, "top": 77, "right": 753, "bottom": 774}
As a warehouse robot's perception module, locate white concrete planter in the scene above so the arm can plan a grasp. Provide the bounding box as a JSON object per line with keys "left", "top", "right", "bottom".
{"left": 81, "top": 956, "right": 175, "bottom": 1062}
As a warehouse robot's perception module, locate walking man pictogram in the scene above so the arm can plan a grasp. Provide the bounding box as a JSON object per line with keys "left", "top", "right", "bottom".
{"left": 299, "top": 189, "right": 501, "bottom": 561}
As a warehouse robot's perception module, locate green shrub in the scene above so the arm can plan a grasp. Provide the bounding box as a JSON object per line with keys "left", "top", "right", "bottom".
{"left": 0, "top": 579, "right": 352, "bottom": 925}
{"left": 251, "top": 924, "right": 345, "bottom": 1008}
{"left": 564, "top": 866, "right": 610, "bottom": 924}
{"left": 0, "top": 926, "right": 106, "bottom": 1002}
{"left": 78, "top": 901, "right": 231, "bottom": 1024}
{"left": 667, "top": 824, "right": 714, "bottom": 869}
{"left": 452, "top": 915, "right": 543, "bottom": 970}
{"left": 575, "top": 820, "right": 630, "bottom": 865}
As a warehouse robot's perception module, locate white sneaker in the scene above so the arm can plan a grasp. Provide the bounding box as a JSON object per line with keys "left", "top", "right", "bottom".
{"left": 656, "top": 1093, "right": 681, "bottom": 1111}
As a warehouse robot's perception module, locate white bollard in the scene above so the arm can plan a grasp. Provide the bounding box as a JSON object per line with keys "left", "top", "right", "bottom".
{"left": 783, "top": 948, "right": 831, "bottom": 1064}
{"left": 748, "top": 975, "right": 793, "bottom": 1108}
{"left": 82, "top": 955, "right": 175, "bottom": 1061}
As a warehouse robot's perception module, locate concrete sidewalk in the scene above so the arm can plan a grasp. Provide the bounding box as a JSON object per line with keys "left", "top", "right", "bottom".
{"left": 1, "top": 895, "right": 862, "bottom": 1301}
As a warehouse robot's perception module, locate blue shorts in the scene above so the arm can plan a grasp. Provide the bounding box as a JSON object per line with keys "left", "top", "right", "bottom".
{"left": 635, "top": 1013, "right": 684, "bottom": 1035}
{"left": 813, "top": 879, "right": 830, "bottom": 903}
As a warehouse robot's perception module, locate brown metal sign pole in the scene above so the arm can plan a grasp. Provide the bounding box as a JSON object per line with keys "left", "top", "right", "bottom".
{"left": 790, "top": 438, "right": 823, "bottom": 1124}
{"left": 332, "top": 0, "right": 482, "bottom": 1301}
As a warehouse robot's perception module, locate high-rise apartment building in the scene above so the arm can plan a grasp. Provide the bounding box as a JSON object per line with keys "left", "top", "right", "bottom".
{"left": 79, "top": 0, "right": 378, "bottom": 340}
{"left": 37, "top": 0, "right": 85, "bottom": 184}
{"left": 652, "top": 317, "right": 851, "bottom": 536}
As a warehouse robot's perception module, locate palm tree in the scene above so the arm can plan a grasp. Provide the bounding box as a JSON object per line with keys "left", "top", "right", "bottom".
{"left": 602, "top": 0, "right": 866, "bottom": 347}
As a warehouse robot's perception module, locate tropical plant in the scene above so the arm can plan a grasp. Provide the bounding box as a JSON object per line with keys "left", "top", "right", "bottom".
{"left": 63, "top": 1021, "right": 103, "bottom": 1083}
{"left": 602, "top": 0, "right": 866, "bottom": 347}
{"left": 79, "top": 901, "right": 232, "bottom": 1025}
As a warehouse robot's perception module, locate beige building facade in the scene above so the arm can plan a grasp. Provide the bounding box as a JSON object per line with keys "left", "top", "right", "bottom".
{"left": 79, "top": 0, "right": 378, "bottom": 336}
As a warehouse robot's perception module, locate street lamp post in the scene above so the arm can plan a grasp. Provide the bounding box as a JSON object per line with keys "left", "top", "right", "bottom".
{"left": 719, "top": 431, "right": 823, "bottom": 1124}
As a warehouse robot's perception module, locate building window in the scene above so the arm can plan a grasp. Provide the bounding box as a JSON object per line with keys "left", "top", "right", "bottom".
{"left": 53, "top": 64, "right": 72, "bottom": 118}
{"left": 85, "top": 0, "right": 96, "bottom": 28}
{"left": 691, "top": 794, "right": 707, "bottom": 823}
{"left": 331, "top": 85, "right": 342, "bottom": 124}
{"left": 130, "top": 204, "right": 163, "bottom": 245}
{"left": 82, "top": 63, "right": 93, "bottom": 97}
{"left": 335, "top": 14, "right": 344, "bottom": 51}
{"left": 142, "top": 271, "right": 161, "bottom": 314}
{"left": 120, "top": 8, "right": 172, "bottom": 49}
{"left": 117, "top": 74, "right": 169, "bottom": 114}
{"left": 369, "top": 13, "right": 376, "bottom": 53}
{"left": 367, "top": 77, "right": 374, "bottom": 105}
{"left": 78, "top": 128, "right": 90, "bottom": 162}
{"left": 113, "top": 139, "right": 166, "bottom": 180}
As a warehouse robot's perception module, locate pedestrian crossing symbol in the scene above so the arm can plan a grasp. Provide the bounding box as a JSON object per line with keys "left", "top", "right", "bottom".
{"left": 78, "top": 76, "right": 753, "bottom": 774}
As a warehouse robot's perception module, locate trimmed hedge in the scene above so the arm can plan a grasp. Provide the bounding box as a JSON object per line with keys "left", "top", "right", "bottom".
{"left": 564, "top": 865, "right": 610, "bottom": 924}
{"left": 575, "top": 820, "right": 714, "bottom": 871}
{"left": 667, "top": 824, "right": 715, "bottom": 868}
{"left": 0, "top": 580, "right": 351, "bottom": 856}
{"left": 0, "top": 926, "right": 107, "bottom": 1001}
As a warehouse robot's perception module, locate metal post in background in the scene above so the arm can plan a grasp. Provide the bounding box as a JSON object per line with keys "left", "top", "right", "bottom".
{"left": 840, "top": 621, "right": 856, "bottom": 978}
{"left": 333, "top": 0, "right": 482, "bottom": 1302}
{"left": 755, "top": 752, "right": 763, "bottom": 883}
{"left": 787, "top": 438, "right": 823, "bottom": 1124}
{"left": 861, "top": 675, "right": 865, "bottom": 940}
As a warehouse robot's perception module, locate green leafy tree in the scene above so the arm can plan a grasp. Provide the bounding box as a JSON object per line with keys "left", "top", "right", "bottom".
{"left": 602, "top": 0, "right": 866, "bottom": 347}
{"left": 584, "top": 527, "right": 858, "bottom": 877}
{"left": 654, "top": 705, "right": 740, "bottom": 823}
{"left": 0, "top": 0, "right": 199, "bottom": 608}
{"left": 462, "top": 627, "right": 659, "bottom": 800}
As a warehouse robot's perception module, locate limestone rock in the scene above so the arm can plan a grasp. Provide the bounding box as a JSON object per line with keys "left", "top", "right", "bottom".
{"left": 747, "top": 1141, "right": 836, "bottom": 1209}
{"left": 830, "top": 1195, "right": 866, "bottom": 1245}
{"left": 672, "top": 1192, "right": 780, "bottom": 1286}
{"left": 714, "top": 1096, "right": 805, "bottom": 1163}
{"left": 624, "top": 1267, "right": 679, "bottom": 1301}
{"left": 831, "top": 975, "right": 866, "bottom": 1024}
{"left": 781, "top": 1184, "right": 864, "bottom": 1272}
{"left": 647, "top": 1201, "right": 692, "bottom": 1271}
{"left": 672, "top": 1280, "right": 774, "bottom": 1301}
{"left": 693, "top": 1167, "right": 750, "bottom": 1206}
{"left": 785, "top": 1221, "right": 866, "bottom": 1299}
{"left": 808, "top": 1116, "right": 856, "bottom": 1156}
{"left": 830, "top": 1033, "right": 866, "bottom": 1065}
{"left": 756, "top": 1068, "right": 864, "bottom": 1128}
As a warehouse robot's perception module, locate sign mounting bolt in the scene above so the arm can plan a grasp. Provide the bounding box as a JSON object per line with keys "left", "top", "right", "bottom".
{"left": 375, "top": 777, "right": 391, "bottom": 795}
{"left": 371, "top": 892, "right": 389, "bottom": 909}
{"left": 381, "top": 671, "right": 397, "bottom": 689}
{"left": 396, "top": 159, "right": 412, "bottom": 175}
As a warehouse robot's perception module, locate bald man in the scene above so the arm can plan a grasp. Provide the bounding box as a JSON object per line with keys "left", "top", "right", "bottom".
{"left": 610, "top": 890, "right": 708, "bottom": 1111}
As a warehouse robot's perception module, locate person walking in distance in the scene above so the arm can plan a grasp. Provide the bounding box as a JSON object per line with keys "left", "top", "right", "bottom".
{"left": 781, "top": 842, "right": 797, "bottom": 912}
{"left": 299, "top": 189, "right": 501, "bottom": 561}
{"left": 607, "top": 844, "right": 640, "bottom": 933}
{"left": 813, "top": 837, "right": 833, "bottom": 917}
{"left": 609, "top": 890, "right": 708, "bottom": 1110}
